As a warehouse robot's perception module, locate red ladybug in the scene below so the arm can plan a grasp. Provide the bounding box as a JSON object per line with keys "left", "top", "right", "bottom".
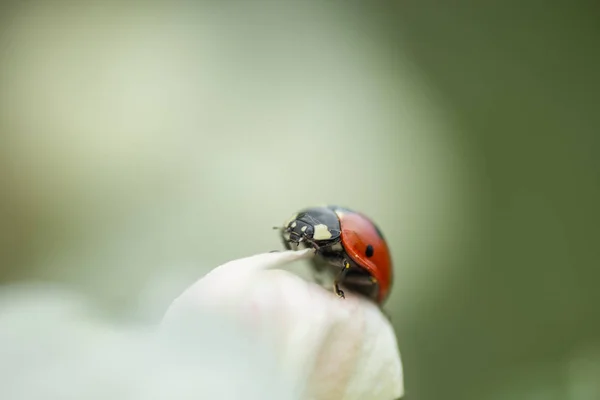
{"left": 279, "top": 205, "right": 393, "bottom": 304}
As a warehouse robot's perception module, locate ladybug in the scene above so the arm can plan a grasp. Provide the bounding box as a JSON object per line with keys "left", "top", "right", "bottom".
{"left": 278, "top": 205, "right": 393, "bottom": 304}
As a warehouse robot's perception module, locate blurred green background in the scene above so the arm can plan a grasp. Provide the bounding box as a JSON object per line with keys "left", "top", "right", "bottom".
{"left": 0, "top": 1, "right": 598, "bottom": 399}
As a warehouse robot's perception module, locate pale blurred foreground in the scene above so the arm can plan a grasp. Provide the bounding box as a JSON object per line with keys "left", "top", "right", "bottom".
{"left": 0, "top": 249, "right": 404, "bottom": 400}
{"left": 0, "top": 283, "right": 299, "bottom": 400}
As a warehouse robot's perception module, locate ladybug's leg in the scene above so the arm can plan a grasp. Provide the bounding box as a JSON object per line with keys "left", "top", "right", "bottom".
{"left": 277, "top": 226, "right": 295, "bottom": 250}
{"left": 282, "top": 228, "right": 321, "bottom": 252}
{"left": 303, "top": 237, "right": 321, "bottom": 250}
{"left": 333, "top": 260, "right": 351, "bottom": 299}
{"left": 308, "top": 242, "right": 341, "bottom": 287}
{"left": 339, "top": 274, "right": 380, "bottom": 303}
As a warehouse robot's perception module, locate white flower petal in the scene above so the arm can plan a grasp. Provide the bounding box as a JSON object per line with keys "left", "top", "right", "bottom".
{"left": 0, "top": 283, "right": 300, "bottom": 400}
{"left": 162, "top": 250, "right": 404, "bottom": 400}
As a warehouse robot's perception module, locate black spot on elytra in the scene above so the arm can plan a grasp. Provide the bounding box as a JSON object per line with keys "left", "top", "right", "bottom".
{"left": 365, "top": 244, "right": 374, "bottom": 257}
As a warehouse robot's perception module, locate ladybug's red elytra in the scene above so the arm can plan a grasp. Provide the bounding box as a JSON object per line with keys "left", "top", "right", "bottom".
{"left": 278, "top": 205, "right": 393, "bottom": 304}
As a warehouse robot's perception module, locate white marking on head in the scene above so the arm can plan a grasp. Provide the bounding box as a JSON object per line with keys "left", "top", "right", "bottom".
{"left": 301, "top": 226, "right": 307, "bottom": 232}
{"left": 291, "top": 221, "right": 297, "bottom": 228}
{"left": 284, "top": 213, "right": 298, "bottom": 227}
{"left": 313, "top": 224, "right": 333, "bottom": 240}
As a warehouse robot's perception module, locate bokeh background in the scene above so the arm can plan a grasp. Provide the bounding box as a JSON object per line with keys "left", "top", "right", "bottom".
{"left": 0, "top": 1, "right": 598, "bottom": 399}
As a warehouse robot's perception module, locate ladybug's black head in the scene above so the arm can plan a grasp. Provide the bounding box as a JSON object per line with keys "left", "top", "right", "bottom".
{"left": 284, "top": 219, "right": 315, "bottom": 245}
{"left": 280, "top": 207, "right": 342, "bottom": 251}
